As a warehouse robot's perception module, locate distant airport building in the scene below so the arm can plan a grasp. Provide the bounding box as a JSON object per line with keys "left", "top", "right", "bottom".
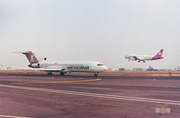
{"left": 133, "top": 68, "right": 144, "bottom": 71}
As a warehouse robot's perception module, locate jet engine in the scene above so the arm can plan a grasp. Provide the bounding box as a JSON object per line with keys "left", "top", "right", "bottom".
{"left": 130, "top": 58, "right": 136, "bottom": 61}
{"left": 28, "top": 63, "right": 40, "bottom": 68}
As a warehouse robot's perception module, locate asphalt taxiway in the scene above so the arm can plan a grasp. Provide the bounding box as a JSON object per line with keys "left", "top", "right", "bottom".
{"left": 0, "top": 71, "right": 180, "bottom": 118}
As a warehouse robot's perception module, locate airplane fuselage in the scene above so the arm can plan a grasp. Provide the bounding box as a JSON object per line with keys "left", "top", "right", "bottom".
{"left": 43, "top": 61, "right": 107, "bottom": 72}
{"left": 29, "top": 61, "right": 108, "bottom": 73}
{"left": 125, "top": 55, "right": 154, "bottom": 61}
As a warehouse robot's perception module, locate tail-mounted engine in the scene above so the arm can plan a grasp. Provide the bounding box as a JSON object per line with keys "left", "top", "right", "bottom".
{"left": 28, "top": 63, "right": 40, "bottom": 68}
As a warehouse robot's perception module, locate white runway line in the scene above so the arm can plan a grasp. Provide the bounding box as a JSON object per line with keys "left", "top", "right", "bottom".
{"left": 72, "top": 86, "right": 112, "bottom": 90}
{"left": 0, "top": 114, "right": 31, "bottom": 118}
{"left": 0, "top": 84, "right": 180, "bottom": 105}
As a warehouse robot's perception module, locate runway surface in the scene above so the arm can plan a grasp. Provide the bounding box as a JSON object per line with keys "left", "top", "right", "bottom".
{"left": 0, "top": 71, "right": 180, "bottom": 118}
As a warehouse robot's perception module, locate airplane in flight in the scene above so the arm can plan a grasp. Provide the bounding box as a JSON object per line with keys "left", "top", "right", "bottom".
{"left": 14, "top": 51, "right": 108, "bottom": 76}
{"left": 125, "top": 49, "right": 164, "bottom": 63}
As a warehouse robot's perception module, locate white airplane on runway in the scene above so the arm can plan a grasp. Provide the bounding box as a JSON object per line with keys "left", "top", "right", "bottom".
{"left": 125, "top": 49, "right": 164, "bottom": 63}
{"left": 13, "top": 51, "right": 108, "bottom": 76}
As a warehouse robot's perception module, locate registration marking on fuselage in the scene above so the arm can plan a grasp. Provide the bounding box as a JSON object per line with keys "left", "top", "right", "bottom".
{"left": 1, "top": 84, "right": 180, "bottom": 106}
{"left": 11, "top": 78, "right": 102, "bottom": 85}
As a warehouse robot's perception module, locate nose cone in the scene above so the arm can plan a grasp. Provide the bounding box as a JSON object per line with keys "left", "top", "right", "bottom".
{"left": 103, "top": 66, "right": 108, "bottom": 71}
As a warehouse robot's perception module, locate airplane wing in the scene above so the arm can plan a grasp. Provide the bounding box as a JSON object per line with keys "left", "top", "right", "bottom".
{"left": 39, "top": 68, "right": 65, "bottom": 72}
{"left": 132, "top": 56, "right": 138, "bottom": 60}
{"left": 133, "top": 56, "right": 145, "bottom": 61}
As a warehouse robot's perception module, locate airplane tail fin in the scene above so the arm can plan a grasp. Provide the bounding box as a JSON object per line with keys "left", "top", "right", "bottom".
{"left": 155, "top": 49, "right": 164, "bottom": 57}
{"left": 23, "top": 51, "right": 39, "bottom": 64}
{"left": 152, "top": 49, "right": 164, "bottom": 60}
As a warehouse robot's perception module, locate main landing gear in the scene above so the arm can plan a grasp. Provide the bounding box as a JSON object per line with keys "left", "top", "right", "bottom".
{"left": 94, "top": 72, "right": 99, "bottom": 77}
{"left": 47, "top": 72, "right": 65, "bottom": 76}
{"left": 60, "top": 72, "right": 65, "bottom": 76}
{"left": 138, "top": 60, "right": 145, "bottom": 63}
{"left": 47, "top": 72, "right": 52, "bottom": 76}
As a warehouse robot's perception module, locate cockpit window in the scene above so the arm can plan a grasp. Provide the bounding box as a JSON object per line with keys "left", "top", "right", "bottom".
{"left": 97, "top": 63, "right": 103, "bottom": 66}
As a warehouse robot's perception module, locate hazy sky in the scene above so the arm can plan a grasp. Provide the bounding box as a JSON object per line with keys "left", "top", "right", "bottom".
{"left": 0, "top": 0, "right": 180, "bottom": 69}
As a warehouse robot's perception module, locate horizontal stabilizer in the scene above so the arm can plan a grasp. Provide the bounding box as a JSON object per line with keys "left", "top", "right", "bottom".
{"left": 13, "top": 51, "right": 38, "bottom": 64}
{"left": 12, "top": 51, "right": 35, "bottom": 54}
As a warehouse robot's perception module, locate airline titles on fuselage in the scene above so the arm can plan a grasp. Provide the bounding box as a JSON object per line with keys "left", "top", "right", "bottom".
{"left": 67, "top": 66, "right": 89, "bottom": 70}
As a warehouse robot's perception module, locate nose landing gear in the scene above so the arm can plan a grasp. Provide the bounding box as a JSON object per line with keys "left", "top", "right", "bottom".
{"left": 94, "top": 72, "right": 99, "bottom": 77}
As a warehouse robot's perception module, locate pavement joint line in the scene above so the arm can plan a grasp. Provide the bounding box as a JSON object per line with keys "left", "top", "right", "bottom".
{"left": 1, "top": 84, "right": 180, "bottom": 105}
{"left": 11, "top": 78, "right": 102, "bottom": 85}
